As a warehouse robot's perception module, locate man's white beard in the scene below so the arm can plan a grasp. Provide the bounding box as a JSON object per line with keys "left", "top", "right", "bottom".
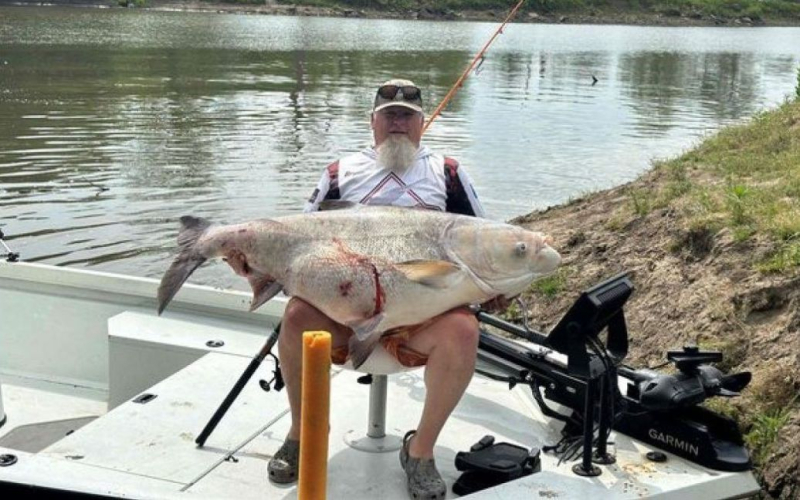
{"left": 376, "top": 135, "right": 418, "bottom": 173}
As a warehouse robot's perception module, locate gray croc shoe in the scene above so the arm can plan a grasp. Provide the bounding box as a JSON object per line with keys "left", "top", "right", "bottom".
{"left": 399, "top": 430, "right": 447, "bottom": 500}
{"left": 268, "top": 438, "right": 300, "bottom": 484}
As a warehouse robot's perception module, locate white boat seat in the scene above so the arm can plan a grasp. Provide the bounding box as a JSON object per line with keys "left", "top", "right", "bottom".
{"left": 337, "top": 342, "right": 422, "bottom": 454}
{"left": 339, "top": 343, "right": 418, "bottom": 375}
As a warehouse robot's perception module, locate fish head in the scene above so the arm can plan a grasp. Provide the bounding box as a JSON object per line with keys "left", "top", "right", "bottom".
{"left": 446, "top": 222, "right": 561, "bottom": 296}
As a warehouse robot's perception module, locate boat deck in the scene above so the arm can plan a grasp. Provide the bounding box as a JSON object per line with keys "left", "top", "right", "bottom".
{"left": 1, "top": 345, "right": 760, "bottom": 499}
{"left": 0, "top": 263, "right": 761, "bottom": 499}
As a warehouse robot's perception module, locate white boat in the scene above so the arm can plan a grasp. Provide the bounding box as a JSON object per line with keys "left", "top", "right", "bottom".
{"left": 0, "top": 260, "right": 761, "bottom": 499}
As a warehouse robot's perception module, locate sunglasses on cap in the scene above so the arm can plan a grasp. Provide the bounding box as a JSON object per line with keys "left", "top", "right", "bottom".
{"left": 376, "top": 84, "right": 422, "bottom": 101}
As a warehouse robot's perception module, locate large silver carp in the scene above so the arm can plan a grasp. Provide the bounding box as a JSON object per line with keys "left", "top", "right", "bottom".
{"left": 157, "top": 206, "right": 560, "bottom": 368}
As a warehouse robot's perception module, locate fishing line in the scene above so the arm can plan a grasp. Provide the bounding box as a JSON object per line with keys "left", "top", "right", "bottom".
{"left": 422, "top": 0, "right": 526, "bottom": 135}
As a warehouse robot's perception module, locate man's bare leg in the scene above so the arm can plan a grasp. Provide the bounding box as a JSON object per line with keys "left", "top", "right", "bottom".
{"left": 279, "top": 297, "right": 350, "bottom": 441}
{"left": 280, "top": 302, "right": 478, "bottom": 450}
{"left": 403, "top": 308, "right": 480, "bottom": 458}
{"left": 270, "top": 298, "right": 351, "bottom": 483}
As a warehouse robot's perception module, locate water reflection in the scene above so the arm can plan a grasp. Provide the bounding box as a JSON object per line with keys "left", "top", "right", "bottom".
{"left": 619, "top": 52, "right": 759, "bottom": 130}
{"left": 1, "top": 6, "right": 798, "bottom": 287}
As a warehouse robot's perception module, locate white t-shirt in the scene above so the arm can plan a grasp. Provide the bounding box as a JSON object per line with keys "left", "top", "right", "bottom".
{"left": 304, "top": 146, "right": 485, "bottom": 217}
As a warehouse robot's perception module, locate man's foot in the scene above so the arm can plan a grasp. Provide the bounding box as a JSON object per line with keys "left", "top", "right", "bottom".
{"left": 267, "top": 438, "right": 300, "bottom": 484}
{"left": 399, "top": 430, "right": 446, "bottom": 500}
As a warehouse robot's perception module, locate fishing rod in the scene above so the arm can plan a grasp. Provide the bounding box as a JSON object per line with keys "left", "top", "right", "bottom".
{"left": 422, "top": 0, "right": 526, "bottom": 135}
{"left": 195, "top": 322, "right": 283, "bottom": 447}
{"left": 0, "top": 229, "right": 20, "bottom": 263}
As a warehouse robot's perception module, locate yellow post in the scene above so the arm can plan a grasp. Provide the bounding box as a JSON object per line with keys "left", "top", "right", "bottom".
{"left": 298, "top": 331, "right": 332, "bottom": 500}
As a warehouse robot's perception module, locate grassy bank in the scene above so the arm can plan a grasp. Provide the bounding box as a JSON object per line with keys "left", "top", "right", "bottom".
{"left": 512, "top": 77, "right": 800, "bottom": 497}
{"left": 629, "top": 99, "right": 800, "bottom": 275}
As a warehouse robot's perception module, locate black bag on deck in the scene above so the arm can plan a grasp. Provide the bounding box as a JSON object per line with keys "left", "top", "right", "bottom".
{"left": 452, "top": 435, "right": 541, "bottom": 496}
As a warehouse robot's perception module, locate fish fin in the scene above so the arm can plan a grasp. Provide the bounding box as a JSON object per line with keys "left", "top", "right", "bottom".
{"left": 347, "top": 313, "right": 385, "bottom": 341}
{"left": 249, "top": 281, "right": 283, "bottom": 312}
{"left": 157, "top": 216, "right": 212, "bottom": 315}
{"left": 348, "top": 334, "right": 383, "bottom": 371}
{"left": 394, "top": 260, "right": 462, "bottom": 289}
{"left": 318, "top": 200, "right": 360, "bottom": 211}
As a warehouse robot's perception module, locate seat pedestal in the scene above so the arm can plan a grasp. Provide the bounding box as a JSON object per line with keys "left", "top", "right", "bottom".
{"left": 344, "top": 375, "right": 402, "bottom": 453}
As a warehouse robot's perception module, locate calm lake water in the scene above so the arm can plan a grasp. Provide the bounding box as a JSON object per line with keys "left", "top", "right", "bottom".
{"left": 1, "top": 5, "right": 799, "bottom": 289}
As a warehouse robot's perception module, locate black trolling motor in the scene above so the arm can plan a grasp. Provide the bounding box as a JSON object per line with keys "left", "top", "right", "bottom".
{"left": 474, "top": 272, "right": 752, "bottom": 475}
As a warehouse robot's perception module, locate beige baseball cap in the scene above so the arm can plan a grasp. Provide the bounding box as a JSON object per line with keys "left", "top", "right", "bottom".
{"left": 373, "top": 79, "right": 423, "bottom": 114}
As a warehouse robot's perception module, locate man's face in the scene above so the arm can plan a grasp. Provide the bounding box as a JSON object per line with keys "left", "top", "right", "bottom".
{"left": 371, "top": 107, "right": 424, "bottom": 148}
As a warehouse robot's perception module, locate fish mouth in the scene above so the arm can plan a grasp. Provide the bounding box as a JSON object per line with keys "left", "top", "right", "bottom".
{"left": 536, "top": 246, "right": 561, "bottom": 275}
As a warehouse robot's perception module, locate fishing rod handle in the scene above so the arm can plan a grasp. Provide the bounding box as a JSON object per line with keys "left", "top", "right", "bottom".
{"left": 257, "top": 324, "right": 281, "bottom": 361}
{"left": 195, "top": 324, "right": 281, "bottom": 447}
{"left": 195, "top": 358, "right": 261, "bottom": 447}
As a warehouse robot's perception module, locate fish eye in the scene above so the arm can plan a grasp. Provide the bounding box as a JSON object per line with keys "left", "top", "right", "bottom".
{"left": 515, "top": 242, "right": 528, "bottom": 255}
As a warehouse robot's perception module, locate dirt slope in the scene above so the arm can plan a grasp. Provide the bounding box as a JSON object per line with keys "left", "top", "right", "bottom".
{"left": 511, "top": 165, "right": 800, "bottom": 498}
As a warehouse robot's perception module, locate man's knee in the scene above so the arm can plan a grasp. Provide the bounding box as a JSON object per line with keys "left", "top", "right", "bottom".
{"left": 281, "top": 298, "right": 319, "bottom": 346}
{"left": 283, "top": 297, "right": 312, "bottom": 324}
{"left": 281, "top": 297, "right": 348, "bottom": 345}
{"left": 437, "top": 310, "right": 480, "bottom": 353}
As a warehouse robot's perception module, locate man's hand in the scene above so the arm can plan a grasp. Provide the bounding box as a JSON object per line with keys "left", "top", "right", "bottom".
{"left": 481, "top": 295, "right": 516, "bottom": 314}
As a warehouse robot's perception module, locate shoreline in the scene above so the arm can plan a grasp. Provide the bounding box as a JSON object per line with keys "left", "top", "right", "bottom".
{"left": 4, "top": 0, "right": 800, "bottom": 27}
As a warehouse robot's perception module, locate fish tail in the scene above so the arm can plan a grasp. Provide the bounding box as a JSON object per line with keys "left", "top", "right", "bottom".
{"left": 157, "top": 216, "right": 212, "bottom": 315}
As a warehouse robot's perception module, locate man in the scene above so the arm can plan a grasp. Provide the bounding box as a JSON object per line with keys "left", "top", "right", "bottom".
{"left": 268, "top": 79, "right": 487, "bottom": 500}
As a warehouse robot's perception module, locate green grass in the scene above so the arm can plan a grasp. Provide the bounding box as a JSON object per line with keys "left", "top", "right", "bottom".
{"left": 738, "top": 363, "right": 799, "bottom": 465}
{"left": 726, "top": 183, "right": 751, "bottom": 226}
{"left": 630, "top": 100, "right": 800, "bottom": 273}
{"left": 530, "top": 268, "right": 568, "bottom": 298}
{"left": 627, "top": 161, "right": 693, "bottom": 219}
{"left": 745, "top": 405, "right": 793, "bottom": 465}
{"left": 698, "top": 364, "right": 798, "bottom": 469}
{"left": 664, "top": 161, "right": 693, "bottom": 200}
{"left": 758, "top": 241, "right": 800, "bottom": 273}
{"left": 796, "top": 65, "right": 800, "bottom": 99}
{"left": 628, "top": 187, "right": 652, "bottom": 216}
{"left": 499, "top": 268, "right": 568, "bottom": 323}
